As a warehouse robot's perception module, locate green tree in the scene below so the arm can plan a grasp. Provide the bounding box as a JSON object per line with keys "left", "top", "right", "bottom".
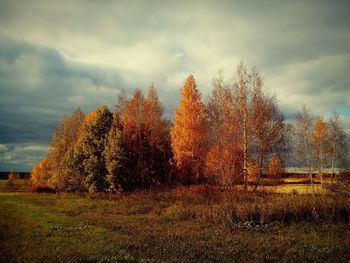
{"left": 78, "top": 105, "right": 113, "bottom": 192}
{"left": 103, "top": 112, "right": 125, "bottom": 192}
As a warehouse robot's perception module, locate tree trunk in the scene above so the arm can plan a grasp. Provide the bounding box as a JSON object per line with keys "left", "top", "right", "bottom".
{"left": 320, "top": 141, "right": 324, "bottom": 187}
{"left": 253, "top": 151, "right": 263, "bottom": 192}
{"left": 331, "top": 146, "right": 336, "bottom": 186}
{"left": 243, "top": 109, "right": 248, "bottom": 191}
{"left": 304, "top": 136, "right": 313, "bottom": 185}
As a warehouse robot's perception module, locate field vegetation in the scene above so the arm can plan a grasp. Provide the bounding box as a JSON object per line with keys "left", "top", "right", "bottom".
{"left": 1, "top": 179, "right": 350, "bottom": 262}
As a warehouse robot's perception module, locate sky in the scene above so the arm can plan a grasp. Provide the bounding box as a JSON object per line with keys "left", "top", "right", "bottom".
{"left": 0, "top": 0, "right": 350, "bottom": 171}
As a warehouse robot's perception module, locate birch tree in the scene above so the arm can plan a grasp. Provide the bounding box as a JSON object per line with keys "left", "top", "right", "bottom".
{"left": 205, "top": 73, "right": 242, "bottom": 186}
{"left": 326, "top": 113, "right": 347, "bottom": 185}
{"left": 312, "top": 117, "right": 328, "bottom": 186}
{"left": 294, "top": 105, "right": 314, "bottom": 185}
{"left": 233, "top": 62, "right": 251, "bottom": 190}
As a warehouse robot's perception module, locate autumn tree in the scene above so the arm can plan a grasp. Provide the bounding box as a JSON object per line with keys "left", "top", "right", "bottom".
{"left": 233, "top": 62, "right": 251, "bottom": 190}
{"left": 30, "top": 158, "right": 52, "bottom": 191}
{"left": 204, "top": 64, "right": 288, "bottom": 189}
{"left": 294, "top": 105, "right": 314, "bottom": 185}
{"left": 171, "top": 74, "right": 208, "bottom": 184}
{"left": 28, "top": 108, "right": 85, "bottom": 192}
{"left": 312, "top": 117, "right": 328, "bottom": 186}
{"left": 143, "top": 84, "right": 172, "bottom": 184}
{"left": 326, "top": 113, "right": 347, "bottom": 185}
{"left": 76, "top": 105, "right": 113, "bottom": 192}
{"left": 121, "top": 89, "right": 148, "bottom": 188}
{"left": 229, "top": 62, "right": 288, "bottom": 190}
{"left": 250, "top": 70, "right": 288, "bottom": 190}
{"left": 118, "top": 86, "right": 171, "bottom": 190}
{"left": 205, "top": 73, "right": 242, "bottom": 186}
{"left": 48, "top": 108, "right": 85, "bottom": 191}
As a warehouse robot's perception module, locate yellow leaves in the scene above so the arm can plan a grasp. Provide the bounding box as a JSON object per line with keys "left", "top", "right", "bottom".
{"left": 30, "top": 158, "right": 52, "bottom": 191}
{"left": 180, "top": 74, "right": 201, "bottom": 102}
{"left": 312, "top": 117, "right": 327, "bottom": 142}
{"left": 85, "top": 110, "right": 97, "bottom": 123}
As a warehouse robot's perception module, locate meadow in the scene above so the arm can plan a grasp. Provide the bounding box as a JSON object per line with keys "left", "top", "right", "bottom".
{"left": 1, "top": 178, "right": 350, "bottom": 262}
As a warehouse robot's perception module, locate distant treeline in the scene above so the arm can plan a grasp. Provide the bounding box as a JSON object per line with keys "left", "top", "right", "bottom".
{"left": 30, "top": 62, "right": 348, "bottom": 192}
{"left": 0, "top": 172, "right": 29, "bottom": 180}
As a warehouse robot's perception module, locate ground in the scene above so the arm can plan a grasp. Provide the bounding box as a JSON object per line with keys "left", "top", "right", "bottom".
{"left": 0, "top": 179, "right": 350, "bottom": 262}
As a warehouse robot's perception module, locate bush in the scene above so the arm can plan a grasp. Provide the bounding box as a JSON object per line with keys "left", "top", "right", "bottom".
{"left": 6, "top": 171, "right": 18, "bottom": 190}
{"left": 8, "top": 171, "right": 17, "bottom": 180}
{"left": 7, "top": 177, "right": 14, "bottom": 190}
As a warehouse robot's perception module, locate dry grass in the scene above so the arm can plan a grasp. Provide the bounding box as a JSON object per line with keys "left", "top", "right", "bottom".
{"left": 229, "top": 193, "right": 350, "bottom": 226}
{"left": 1, "top": 180, "right": 350, "bottom": 262}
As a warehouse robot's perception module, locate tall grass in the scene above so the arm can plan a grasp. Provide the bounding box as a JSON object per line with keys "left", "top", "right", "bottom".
{"left": 229, "top": 194, "right": 350, "bottom": 226}
{"left": 158, "top": 185, "right": 350, "bottom": 226}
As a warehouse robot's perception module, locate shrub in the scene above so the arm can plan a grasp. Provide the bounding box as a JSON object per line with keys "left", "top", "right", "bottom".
{"left": 8, "top": 171, "right": 17, "bottom": 180}
{"left": 7, "top": 177, "right": 14, "bottom": 190}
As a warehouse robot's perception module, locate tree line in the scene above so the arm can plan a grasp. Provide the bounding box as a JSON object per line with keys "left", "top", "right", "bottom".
{"left": 30, "top": 62, "right": 348, "bottom": 192}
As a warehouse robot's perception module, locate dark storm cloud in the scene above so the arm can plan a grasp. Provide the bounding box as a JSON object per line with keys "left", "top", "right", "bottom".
{"left": 0, "top": 39, "right": 125, "bottom": 127}
{"left": 0, "top": 38, "right": 132, "bottom": 170}
{"left": 0, "top": 0, "right": 350, "bottom": 170}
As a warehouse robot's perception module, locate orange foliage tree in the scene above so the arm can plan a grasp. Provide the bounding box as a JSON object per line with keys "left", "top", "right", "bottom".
{"left": 118, "top": 85, "right": 171, "bottom": 189}
{"left": 121, "top": 89, "right": 148, "bottom": 188}
{"left": 171, "top": 74, "right": 208, "bottom": 183}
{"left": 205, "top": 74, "right": 243, "bottom": 186}
{"left": 143, "top": 85, "right": 172, "bottom": 182}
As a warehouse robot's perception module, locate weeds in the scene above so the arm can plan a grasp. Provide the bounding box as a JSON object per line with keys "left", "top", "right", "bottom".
{"left": 1, "top": 180, "right": 350, "bottom": 262}
{"left": 229, "top": 194, "right": 350, "bottom": 226}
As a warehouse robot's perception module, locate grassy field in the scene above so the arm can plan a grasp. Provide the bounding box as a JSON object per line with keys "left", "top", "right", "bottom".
{"left": 1, "top": 179, "right": 350, "bottom": 262}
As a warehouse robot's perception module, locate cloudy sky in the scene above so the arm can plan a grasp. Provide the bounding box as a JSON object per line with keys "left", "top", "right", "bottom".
{"left": 0, "top": 0, "right": 350, "bottom": 171}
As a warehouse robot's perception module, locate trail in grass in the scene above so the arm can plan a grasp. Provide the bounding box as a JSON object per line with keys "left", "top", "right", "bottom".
{"left": 0, "top": 193, "right": 137, "bottom": 262}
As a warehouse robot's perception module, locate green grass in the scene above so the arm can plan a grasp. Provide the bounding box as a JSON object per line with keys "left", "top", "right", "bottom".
{"left": 1, "top": 180, "right": 350, "bottom": 262}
